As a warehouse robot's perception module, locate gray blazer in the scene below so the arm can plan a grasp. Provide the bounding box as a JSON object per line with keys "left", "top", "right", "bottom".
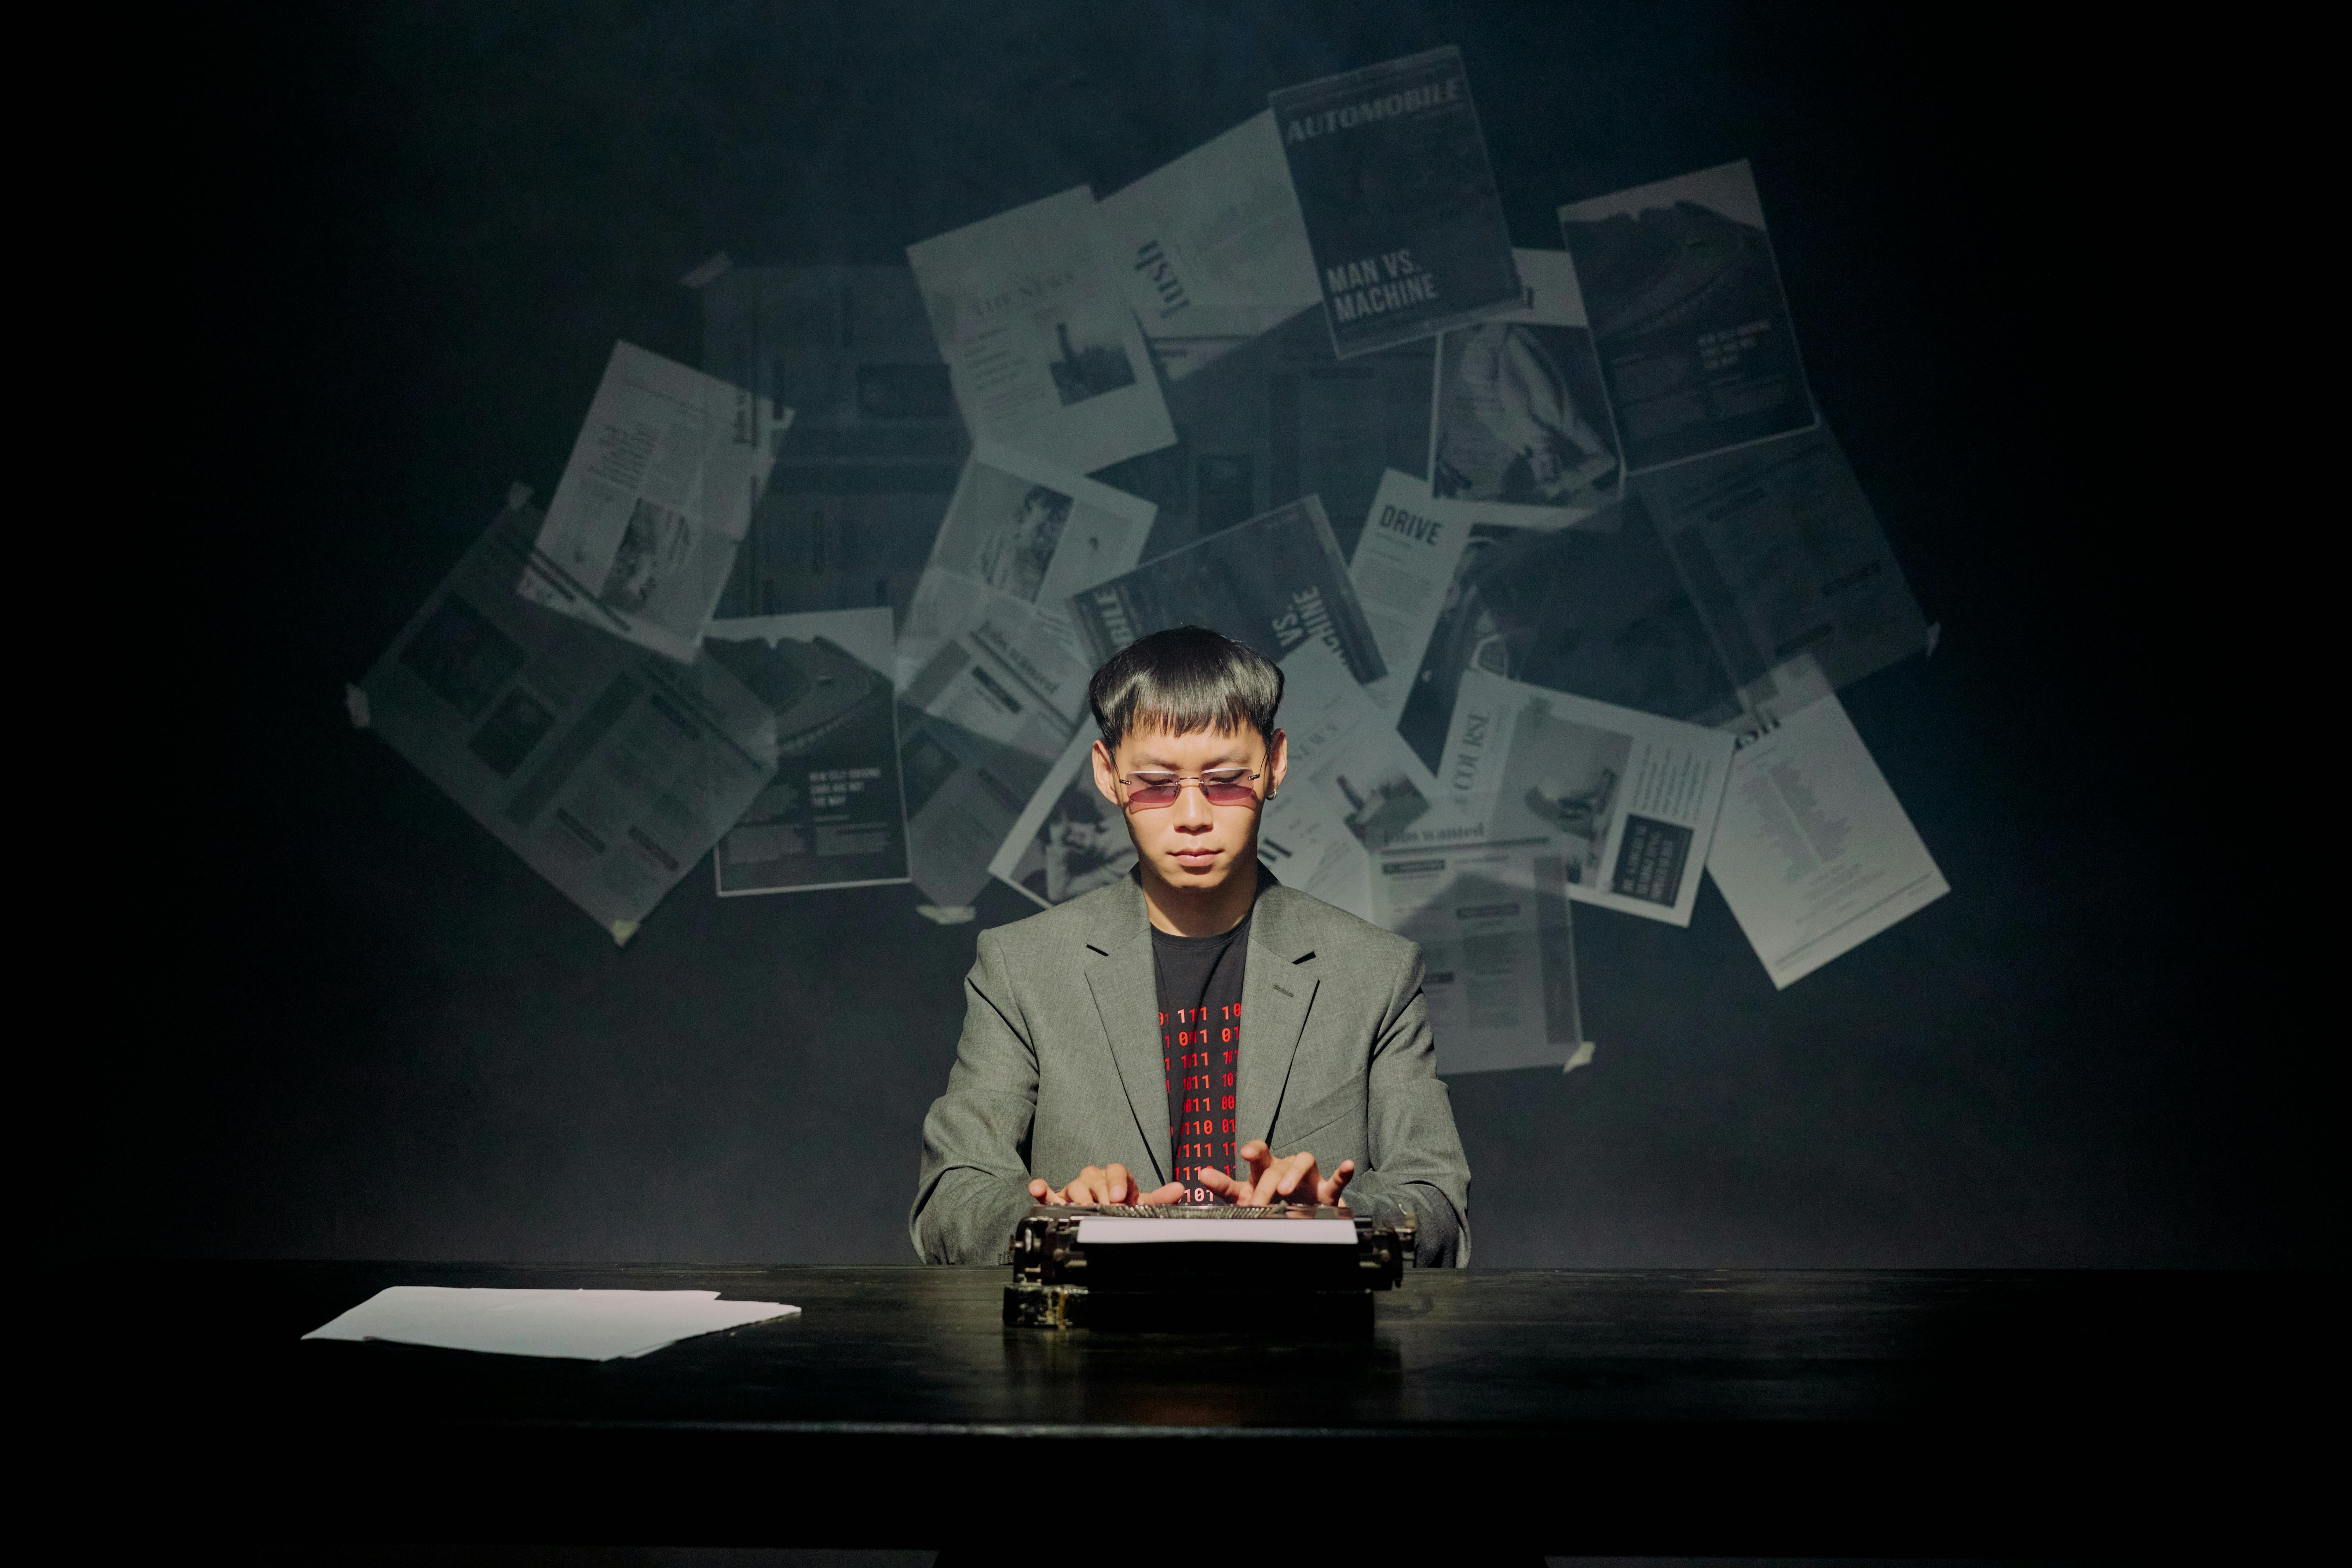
{"left": 910, "top": 871, "right": 1471, "bottom": 1266}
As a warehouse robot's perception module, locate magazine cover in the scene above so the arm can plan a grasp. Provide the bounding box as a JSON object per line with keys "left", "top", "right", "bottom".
{"left": 1270, "top": 46, "right": 1522, "bottom": 358}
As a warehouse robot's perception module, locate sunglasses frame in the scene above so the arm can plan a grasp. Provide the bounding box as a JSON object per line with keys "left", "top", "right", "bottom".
{"left": 1115, "top": 769, "right": 1266, "bottom": 810}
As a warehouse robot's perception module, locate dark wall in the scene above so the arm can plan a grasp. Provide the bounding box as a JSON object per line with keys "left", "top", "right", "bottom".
{"left": 127, "top": 1, "right": 2302, "bottom": 1267}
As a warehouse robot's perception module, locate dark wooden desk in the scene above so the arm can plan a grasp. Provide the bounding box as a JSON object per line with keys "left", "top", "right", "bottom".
{"left": 100, "top": 1263, "right": 2322, "bottom": 1554}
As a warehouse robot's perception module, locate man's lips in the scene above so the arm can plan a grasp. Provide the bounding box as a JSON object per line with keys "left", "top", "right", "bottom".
{"left": 1170, "top": 846, "right": 1221, "bottom": 868}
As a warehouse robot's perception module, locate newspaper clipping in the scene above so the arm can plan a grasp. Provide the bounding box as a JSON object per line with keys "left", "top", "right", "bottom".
{"left": 699, "top": 265, "right": 966, "bottom": 626}
{"left": 1428, "top": 248, "right": 1621, "bottom": 531}
{"left": 899, "top": 442, "right": 1157, "bottom": 685}
{"left": 1098, "top": 110, "right": 1323, "bottom": 382}
{"left": 1705, "top": 692, "right": 1948, "bottom": 988}
{"left": 520, "top": 342, "right": 785, "bottom": 663}
{"left": 1637, "top": 425, "right": 1928, "bottom": 711}
{"left": 1372, "top": 843, "right": 1585, "bottom": 1074}
{"left": 1397, "top": 493, "right": 1744, "bottom": 773}
{"left": 1435, "top": 666, "right": 1734, "bottom": 927}
{"left": 362, "top": 498, "right": 777, "bottom": 942}
{"left": 1349, "top": 468, "right": 1473, "bottom": 721}
{"left": 1270, "top": 46, "right": 1522, "bottom": 358}
{"left": 1558, "top": 159, "right": 1817, "bottom": 473}
{"left": 908, "top": 186, "right": 1176, "bottom": 475}
{"left": 1068, "top": 497, "right": 1388, "bottom": 686}
{"left": 704, "top": 606, "right": 908, "bottom": 896}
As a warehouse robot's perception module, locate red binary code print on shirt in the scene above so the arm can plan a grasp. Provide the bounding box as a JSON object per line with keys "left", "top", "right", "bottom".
{"left": 1152, "top": 915, "right": 1248, "bottom": 1204}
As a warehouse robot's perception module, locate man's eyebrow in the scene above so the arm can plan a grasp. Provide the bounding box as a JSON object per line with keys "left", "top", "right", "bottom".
{"left": 1127, "top": 754, "right": 1254, "bottom": 771}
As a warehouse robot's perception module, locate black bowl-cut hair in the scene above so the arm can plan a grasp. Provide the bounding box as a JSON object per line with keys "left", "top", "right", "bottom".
{"left": 1087, "top": 626, "right": 1284, "bottom": 754}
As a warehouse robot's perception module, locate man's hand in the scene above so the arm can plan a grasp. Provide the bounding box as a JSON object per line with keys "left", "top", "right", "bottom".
{"left": 1029, "top": 1165, "right": 1184, "bottom": 1206}
{"left": 1195, "top": 1140, "right": 1356, "bottom": 1207}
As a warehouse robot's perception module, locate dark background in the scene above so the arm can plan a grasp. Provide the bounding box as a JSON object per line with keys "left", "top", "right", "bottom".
{"left": 122, "top": 1, "right": 2303, "bottom": 1268}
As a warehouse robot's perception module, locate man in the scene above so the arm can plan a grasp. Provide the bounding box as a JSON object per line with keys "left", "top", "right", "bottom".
{"left": 911, "top": 626, "right": 1471, "bottom": 1265}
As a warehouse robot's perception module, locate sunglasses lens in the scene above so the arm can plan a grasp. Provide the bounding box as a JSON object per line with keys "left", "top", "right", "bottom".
{"left": 1127, "top": 785, "right": 1180, "bottom": 807}
{"left": 1201, "top": 782, "right": 1258, "bottom": 805}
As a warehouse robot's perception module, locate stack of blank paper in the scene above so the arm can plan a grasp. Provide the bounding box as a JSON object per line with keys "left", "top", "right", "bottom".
{"left": 302, "top": 1287, "right": 799, "bottom": 1361}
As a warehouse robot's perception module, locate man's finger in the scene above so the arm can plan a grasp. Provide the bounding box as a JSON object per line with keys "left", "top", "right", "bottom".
{"left": 1239, "top": 1140, "right": 1272, "bottom": 1184}
{"left": 1105, "top": 1164, "right": 1133, "bottom": 1205}
{"left": 1069, "top": 1167, "right": 1104, "bottom": 1204}
{"left": 1320, "top": 1159, "right": 1357, "bottom": 1205}
{"left": 1274, "top": 1152, "right": 1318, "bottom": 1201}
{"left": 1196, "top": 1167, "right": 1239, "bottom": 1199}
{"left": 1140, "top": 1181, "right": 1184, "bottom": 1204}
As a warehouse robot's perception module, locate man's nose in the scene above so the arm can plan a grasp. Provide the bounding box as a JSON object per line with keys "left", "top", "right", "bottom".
{"left": 1172, "top": 785, "right": 1214, "bottom": 829}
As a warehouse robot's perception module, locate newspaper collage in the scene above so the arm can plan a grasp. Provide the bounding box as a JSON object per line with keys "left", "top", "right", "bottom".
{"left": 351, "top": 50, "right": 1948, "bottom": 1064}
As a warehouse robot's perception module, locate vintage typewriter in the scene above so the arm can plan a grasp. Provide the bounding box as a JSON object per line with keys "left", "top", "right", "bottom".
{"left": 1004, "top": 1203, "right": 1415, "bottom": 1330}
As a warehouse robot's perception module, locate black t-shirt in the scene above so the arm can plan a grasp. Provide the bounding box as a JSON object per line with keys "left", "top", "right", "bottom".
{"left": 1154, "top": 914, "right": 1247, "bottom": 1204}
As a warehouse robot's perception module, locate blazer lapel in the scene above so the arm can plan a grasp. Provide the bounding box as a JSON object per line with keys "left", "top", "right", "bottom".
{"left": 1238, "top": 886, "right": 1318, "bottom": 1151}
{"left": 1082, "top": 879, "right": 1169, "bottom": 1186}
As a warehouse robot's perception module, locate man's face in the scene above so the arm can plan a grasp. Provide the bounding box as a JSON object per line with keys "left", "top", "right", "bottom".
{"left": 1092, "top": 721, "right": 1288, "bottom": 894}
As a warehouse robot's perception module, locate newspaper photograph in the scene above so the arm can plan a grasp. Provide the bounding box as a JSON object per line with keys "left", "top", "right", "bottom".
{"left": 1705, "top": 692, "right": 1948, "bottom": 989}
{"left": 1558, "top": 159, "right": 1817, "bottom": 473}
{"left": 989, "top": 732, "right": 1137, "bottom": 910}
{"left": 1350, "top": 469, "right": 1473, "bottom": 721}
{"left": 360, "top": 497, "right": 777, "bottom": 943}
{"left": 703, "top": 607, "right": 908, "bottom": 896}
{"left": 1068, "top": 497, "right": 1387, "bottom": 685}
{"left": 907, "top": 186, "right": 1176, "bottom": 475}
{"left": 1092, "top": 305, "right": 1435, "bottom": 557}
{"left": 1396, "top": 493, "right": 1743, "bottom": 773}
{"left": 1269, "top": 46, "right": 1522, "bottom": 358}
{"left": 700, "top": 265, "right": 966, "bottom": 626}
{"left": 899, "top": 442, "right": 1157, "bottom": 684}
{"left": 1428, "top": 249, "right": 1621, "bottom": 531}
{"left": 1098, "top": 110, "right": 1323, "bottom": 382}
{"left": 519, "top": 341, "right": 785, "bottom": 663}
{"left": 898, "top": 601, "right": 1093, "bottom": 908}
{"left": 1638, "top": 425, "right": 1928, "bottom": 711}
{"left": 1436, "top": 666, "right": 1734, "bottom": 927}
{"left": 1371, "top": 843, "right": 1584, "bottom": 1074}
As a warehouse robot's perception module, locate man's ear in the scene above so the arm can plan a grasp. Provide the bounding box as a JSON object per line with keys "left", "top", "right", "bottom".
{"left": 1090, "top": 739, "right": 1121, "bottom": 805}
{"left": 1266, "top": 728, "right": 1289, "bottom": 799}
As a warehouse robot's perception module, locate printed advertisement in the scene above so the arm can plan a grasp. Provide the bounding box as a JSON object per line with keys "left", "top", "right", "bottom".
{"left": 705, "top": 606, "right": 909, "bottom": 895}
{"left": 1558, "top": 159, "right": 1817, "bottom": 472}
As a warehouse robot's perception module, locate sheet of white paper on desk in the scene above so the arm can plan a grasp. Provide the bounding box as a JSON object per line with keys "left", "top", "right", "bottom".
{"left": 1704, "top": 691, "right": 1947, "bottom": 988}
{"left": 301, "top": 1286, "right": 800, "bottom": 1361}
{"left": 1075, "top": 1218, "right": 1357, "bottom": 1245}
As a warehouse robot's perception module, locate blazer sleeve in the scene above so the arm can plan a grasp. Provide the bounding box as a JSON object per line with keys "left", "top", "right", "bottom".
{"left": 1345, "top": 940, "right": 1473, "bottom": 1267}
{"left": 908, "top": 927, "right": 1044, "bottom": 1264}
